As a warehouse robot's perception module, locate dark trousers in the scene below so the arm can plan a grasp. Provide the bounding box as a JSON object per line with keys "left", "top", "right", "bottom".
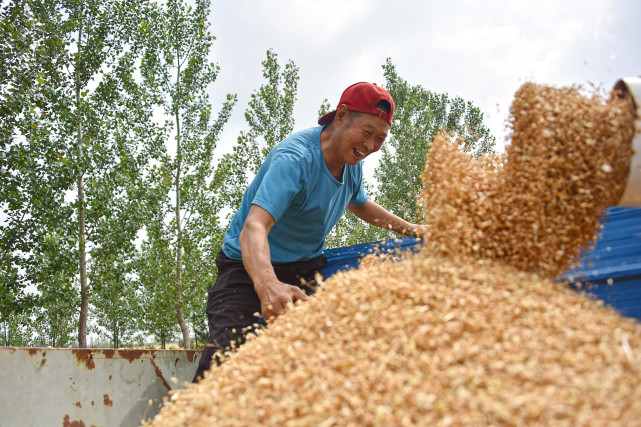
{"left": 192, "top": 251, "right": 327, "bottom": 382}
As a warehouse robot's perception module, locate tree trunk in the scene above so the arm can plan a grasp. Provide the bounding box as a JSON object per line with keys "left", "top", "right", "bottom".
{"left": 176, "top": 306, "right": 190, "bottom": 349}
{"left": 174, "top": 53, "right": 190, "bottom": 350}
{"left": 175, "top": 152, "right": 190, "bottom": 349}
{"left": 77, "top": 161, "right": 88, "bottom": 348}
{"left": 192, "top": 318, "right": 198, "bottom": 348}
{"left": 76, "top": 22, "right": 89, "bottom": 349}
{"left": 161, "top": 330, "right": 166, "bottom": 349}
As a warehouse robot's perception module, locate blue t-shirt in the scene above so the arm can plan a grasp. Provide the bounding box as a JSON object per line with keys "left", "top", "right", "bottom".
{"left": 222, "top": 126, "right": 368, "bottom": 263}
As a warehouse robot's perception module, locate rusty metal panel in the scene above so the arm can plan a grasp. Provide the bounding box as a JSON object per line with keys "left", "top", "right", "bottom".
{"left": 0, "top": 347, "right": 202, "bottom": 426}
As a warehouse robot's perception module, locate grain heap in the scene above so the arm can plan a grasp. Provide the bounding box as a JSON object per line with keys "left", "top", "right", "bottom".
{"left": 146, "top": 83, "right": 640, "bottom": 426}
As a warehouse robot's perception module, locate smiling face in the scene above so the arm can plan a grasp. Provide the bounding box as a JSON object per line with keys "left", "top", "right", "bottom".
{"left": 320, "top": 105, "right": 392, "bottom": 179}
{"left": 339, "top": 110, "right": 390, "bottom": 165}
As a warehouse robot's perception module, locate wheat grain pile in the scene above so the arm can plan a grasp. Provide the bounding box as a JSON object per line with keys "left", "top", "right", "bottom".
{"left": 146, "top": 83, "right": 639, "bottom": 426}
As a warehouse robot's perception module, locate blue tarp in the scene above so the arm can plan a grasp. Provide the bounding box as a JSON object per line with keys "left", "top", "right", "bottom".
{"left": 322, "top": 207, "right": 641, "bottom": 322}
{"left": 564, "top": 207, "right": 641, "bottom": 321}
{"left": 322, "top": 236, "right": 422, "bottom": 277}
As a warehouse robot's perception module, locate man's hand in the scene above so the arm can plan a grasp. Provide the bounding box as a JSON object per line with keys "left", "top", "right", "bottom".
{"left": 254, "top": 279, "right": 308, "bottom": 321}
{"left": 407, "top": 223, "right": 428, "bottom": 237}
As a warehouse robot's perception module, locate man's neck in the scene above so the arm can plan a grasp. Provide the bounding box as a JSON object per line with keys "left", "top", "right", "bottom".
{"left": 320, "top": 125, "right": 345, "bottom": 181}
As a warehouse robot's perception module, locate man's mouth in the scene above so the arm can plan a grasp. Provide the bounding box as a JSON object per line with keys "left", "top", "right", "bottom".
{"left": 353, "top": 148, "right": 367, "bottom": 159}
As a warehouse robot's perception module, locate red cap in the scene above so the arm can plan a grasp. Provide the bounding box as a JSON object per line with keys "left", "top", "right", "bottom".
{"left": 318, "top": 82, "right": 395, "bottom": 126}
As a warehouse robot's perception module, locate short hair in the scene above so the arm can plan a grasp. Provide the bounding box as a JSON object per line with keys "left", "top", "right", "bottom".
{"left": 346, "top": 110, "right": 367, "bottom": 125}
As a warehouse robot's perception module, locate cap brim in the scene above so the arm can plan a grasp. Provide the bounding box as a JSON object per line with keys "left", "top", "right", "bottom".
{"left": 318, "top": 110, "right": 337, "bottom": 126}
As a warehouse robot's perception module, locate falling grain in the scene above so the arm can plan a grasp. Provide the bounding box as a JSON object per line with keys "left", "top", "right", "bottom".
{"left": 419, "top": 83, "right": 635, "bottom": 277}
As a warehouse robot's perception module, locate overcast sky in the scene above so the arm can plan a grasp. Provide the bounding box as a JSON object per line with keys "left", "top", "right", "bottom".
{"left": 207, "top": 0, "right": 640, "bottom": 173}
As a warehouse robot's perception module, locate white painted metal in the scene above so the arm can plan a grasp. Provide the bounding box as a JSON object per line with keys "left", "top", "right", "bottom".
{"left": 0, "top": 347, "right": 201, "bottom": 427}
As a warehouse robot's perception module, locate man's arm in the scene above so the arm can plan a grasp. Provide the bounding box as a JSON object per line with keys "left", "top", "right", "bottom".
{"left": 239, "top": 204, "right": 308, "bottom": 321}
{"left": 348, "top": 199, "right": 427, "bottom": 236}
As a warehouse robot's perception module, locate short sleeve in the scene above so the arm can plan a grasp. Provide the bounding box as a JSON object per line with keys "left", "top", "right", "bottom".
{"left": 252, "top": 153, "right": 304, "bottom": 222}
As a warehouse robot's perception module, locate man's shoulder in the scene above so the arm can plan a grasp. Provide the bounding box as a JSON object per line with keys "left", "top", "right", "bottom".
{"left": 274, "top": 126, "right": 323, "bottom": 157}
{"left": 288, "top": 125, "right": 323, "bottom": 141}
{"left": 261, "top": 127, "right": 324, "bottom": 183}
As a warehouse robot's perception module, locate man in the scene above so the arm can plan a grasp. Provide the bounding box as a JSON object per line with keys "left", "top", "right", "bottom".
{"left": 193, "top": 82, "right": 425, "bottom": 382}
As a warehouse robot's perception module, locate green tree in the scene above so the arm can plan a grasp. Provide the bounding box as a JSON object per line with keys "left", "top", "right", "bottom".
{"left": 89, "top": 257, "right": 140, "bottom": 348}
{"left": 69, "top": 0, "right": 162, "bottom": 349}
{"left": 0, "top": 0, "right": 162, "bottom": 347}
{"left": 219, "top": 49, "right": 300, "bottom": 214}
{"left": 243, "top": 49, "right": 299, "bottom": 171}
{"left": 32, "top": 283, "right": 78, "bottom": 348}
{"left": 29, "top": 221, "right": 79, "bottom": 347}
{"left": 140, "top": 0, "right": 235, "bottom": 350}
{"left": 2, "top": 310, "right": 36, "bottom": 347}
{"left": 135, "top": 163, "right": 187, "bottom": 349}
{"left": 0, "top": 1, "right": 76, "bottom": 339}
{"left": 136, "top": 203, "right": 180, "bottom": 349}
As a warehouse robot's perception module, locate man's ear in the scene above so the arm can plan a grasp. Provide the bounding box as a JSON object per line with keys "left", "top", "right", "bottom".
{"left": 334, "top": 104, "right": 350, "bottom": 125}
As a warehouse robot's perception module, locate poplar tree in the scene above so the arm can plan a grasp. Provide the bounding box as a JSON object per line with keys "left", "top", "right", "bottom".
{"left": 139, "top": 0, "right": 235, "bottom": 350}
{"left": 0, "top": 1, "right": 74, "bottom": 341}
{"left": 0, "top": 0, "right": 161, "bottom": 347}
